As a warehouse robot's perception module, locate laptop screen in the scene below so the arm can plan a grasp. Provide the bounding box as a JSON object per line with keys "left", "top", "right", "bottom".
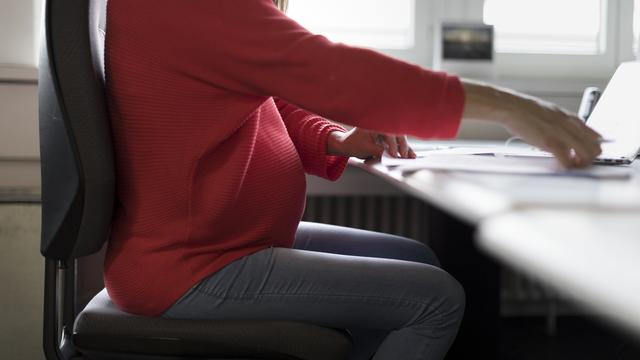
{"left": 587, "top": 61, "right": 640, "bottom": 160}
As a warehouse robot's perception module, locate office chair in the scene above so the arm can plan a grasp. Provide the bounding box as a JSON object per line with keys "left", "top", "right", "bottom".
{"left": 38, "top": 0, "right": 353, "bottom": 359}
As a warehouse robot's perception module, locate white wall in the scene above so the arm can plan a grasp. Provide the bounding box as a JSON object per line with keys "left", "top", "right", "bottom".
{"left": 0, "top": 83, "right": 39, "bottom": 159}
{"left": 0, "top": 0, "right": 40, "bottom": 159}
{"left": 0, "top": 0, "right": 38, "bottom": 66}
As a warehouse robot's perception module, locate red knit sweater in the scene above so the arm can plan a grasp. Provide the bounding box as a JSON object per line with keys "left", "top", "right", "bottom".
{"left": 104, "top": 0, "right": 465, "bottom": 316}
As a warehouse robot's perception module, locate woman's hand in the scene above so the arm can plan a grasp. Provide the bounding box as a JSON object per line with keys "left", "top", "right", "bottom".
{"left": 327, "top": 128, "right": 417, "bottom": 160}
{"left": 462, "top": 79, "right": 603, "bottom": 168}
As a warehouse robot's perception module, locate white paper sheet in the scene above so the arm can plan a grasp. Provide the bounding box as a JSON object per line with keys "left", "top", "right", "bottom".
{"left": 383, "top": 153, "right": 632, "bottom": 179}
{"left": 381, "top": 147, "right": 497, "bottom": 166}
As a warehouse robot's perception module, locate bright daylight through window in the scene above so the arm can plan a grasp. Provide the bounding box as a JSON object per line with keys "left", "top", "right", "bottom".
{"left": 484, "top": 0, "right": 605, "bottom": 55}
{"left": 635, "top": 0, "right": 640, "bottom": 56}
{"left": 287, "top": 0, "right": 415, "bottom": 50}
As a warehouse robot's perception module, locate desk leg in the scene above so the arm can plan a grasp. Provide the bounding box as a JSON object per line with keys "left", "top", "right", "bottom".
{"left": 426, "top": 206, "right": 501, "bottom": 360}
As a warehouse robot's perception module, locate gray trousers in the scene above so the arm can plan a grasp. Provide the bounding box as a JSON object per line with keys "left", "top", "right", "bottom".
{"left": 162, "top": 222, "right": 465, "bottom": 360}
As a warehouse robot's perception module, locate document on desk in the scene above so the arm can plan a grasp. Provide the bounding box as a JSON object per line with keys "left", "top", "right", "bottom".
{"left": 382, "top": 150, "right": 632, "bottom": 179}
{"left": 382, "top": 147, "right": 499, "bottom": 166}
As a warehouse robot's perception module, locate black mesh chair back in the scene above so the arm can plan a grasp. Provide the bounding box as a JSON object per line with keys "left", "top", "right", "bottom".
{"left": 38, "top": 1, "right": 351, "bottom": 359}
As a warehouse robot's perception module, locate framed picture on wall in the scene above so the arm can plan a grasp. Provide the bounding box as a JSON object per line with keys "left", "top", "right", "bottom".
{"left": 442, "top": 23, "right": 494, "bottom": 61}
{"left": 434, "top": 22, "right": 495, "bottom": 79}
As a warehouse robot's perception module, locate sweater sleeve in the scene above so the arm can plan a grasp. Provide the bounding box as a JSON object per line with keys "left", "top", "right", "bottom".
{"left": 132, "top": 0, "right": 464, "bottom": 139}
{"left": 274, "top": 98, "right": 348, "bottom": 180}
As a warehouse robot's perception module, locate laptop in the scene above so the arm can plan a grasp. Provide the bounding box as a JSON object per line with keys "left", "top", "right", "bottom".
{"left": 502, "top": 61, "right": 640, "bottom": 165}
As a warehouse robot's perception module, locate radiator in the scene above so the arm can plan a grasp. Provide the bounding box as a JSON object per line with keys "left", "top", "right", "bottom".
{"left": 303, "top": 195, "right": 576, "bottom": 319}
{"left": 303, "top": 195, "right": 430, "bottom": 242}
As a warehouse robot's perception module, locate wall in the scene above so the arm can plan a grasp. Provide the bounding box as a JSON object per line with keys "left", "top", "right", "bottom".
{"left": 0, "top": 3, "right": 41, "bottom": 355}
{"left": 0, "top": 205, "right": 43, "bottom": 360}
{"left": 0, "top": 2, "right": 632, "bottom": 359}
{"left": 0, "top": 0, "right": 40, "bottom": 159}
{"left": 0, "top": 82, "right": 39, "bottom": 159}
{"left": 0, "top": 0, "right": 38, "bottom": 66}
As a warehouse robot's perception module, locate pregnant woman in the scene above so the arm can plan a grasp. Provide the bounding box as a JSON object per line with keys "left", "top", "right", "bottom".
{"left": 103, "top": 1, "right": 601, "bottom": 359}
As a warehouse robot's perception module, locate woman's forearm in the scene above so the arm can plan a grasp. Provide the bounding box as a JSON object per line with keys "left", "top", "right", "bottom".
{"left": 461, "top": 79, "right": 509, "bottom": 123}
{"left": 459, "top": 78, "right": 602, "bottom": 168}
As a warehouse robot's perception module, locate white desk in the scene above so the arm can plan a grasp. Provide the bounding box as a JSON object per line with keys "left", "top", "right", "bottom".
{"left": 352, "top": 140, "right": 640, "bottom": 224}
{"left": 478, "top": 209, "right": 640, "bottom": 339}
{"left": 350, "top": 159, "right": 511, "bottom": 223}
{"left": 351, "top": 140, "right": 640, "bottom": 357}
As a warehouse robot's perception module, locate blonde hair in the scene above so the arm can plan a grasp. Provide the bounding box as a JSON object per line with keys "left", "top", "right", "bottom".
{"left": 274, "top": 0, "right": 288, "bottom": 12}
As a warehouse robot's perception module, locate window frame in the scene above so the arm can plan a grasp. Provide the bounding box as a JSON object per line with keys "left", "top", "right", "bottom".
{"left": 3, "top": 0, "right": 638, "bottom": 83}
{"left": 378, "top": 0, "right": 434, "bottom": 66}
{"left": 288, "top": 0, "right": 434, "bottom": 67}
{"left": 287, "top": 0, "right": 418, "bottom": 51}
{"left": 333, "top": 0, "right": 636, "bottom": 82}
{"left": 488, "top": 0, "right": 624, "bottom": 79}
{"left": 485, "top": 0, "right": 607, "bottom": 56}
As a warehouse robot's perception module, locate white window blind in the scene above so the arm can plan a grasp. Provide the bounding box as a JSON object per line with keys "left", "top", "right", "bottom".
{"left": 484, "top": 0, "right": 606, "bottom": 55}
{"left": 287, "top": 0, "right": 415, "bottom": 50}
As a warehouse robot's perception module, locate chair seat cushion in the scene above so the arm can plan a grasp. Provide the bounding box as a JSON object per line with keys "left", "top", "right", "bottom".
{"left": 73, "top": 289, "right": 351, "bottom": 360}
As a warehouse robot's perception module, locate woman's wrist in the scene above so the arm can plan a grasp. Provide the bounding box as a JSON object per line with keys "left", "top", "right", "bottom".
{"left": 327, "top": 130, "right": 347, "bottom": 156}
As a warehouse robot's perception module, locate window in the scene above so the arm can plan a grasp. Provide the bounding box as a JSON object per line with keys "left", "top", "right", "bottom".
{"left": 484, "top": 0, "right": 605, "bottom": 55}
{"left": 0, "top": 0, "right": 38, "bottom": 66}
{"left": 480, "top": 0, "right": 622, "bottom": 79}
{"left": 34, "top": 0, "right": 44, "bottom": 65}
{"left": 0, "top": 0, "right": 42, "bottom": 79}
{"left": 635, "top": 0, "right": 640, "bottom": 56}
{"left": 287, "top": 0, "right": 415, "bottom": 50}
